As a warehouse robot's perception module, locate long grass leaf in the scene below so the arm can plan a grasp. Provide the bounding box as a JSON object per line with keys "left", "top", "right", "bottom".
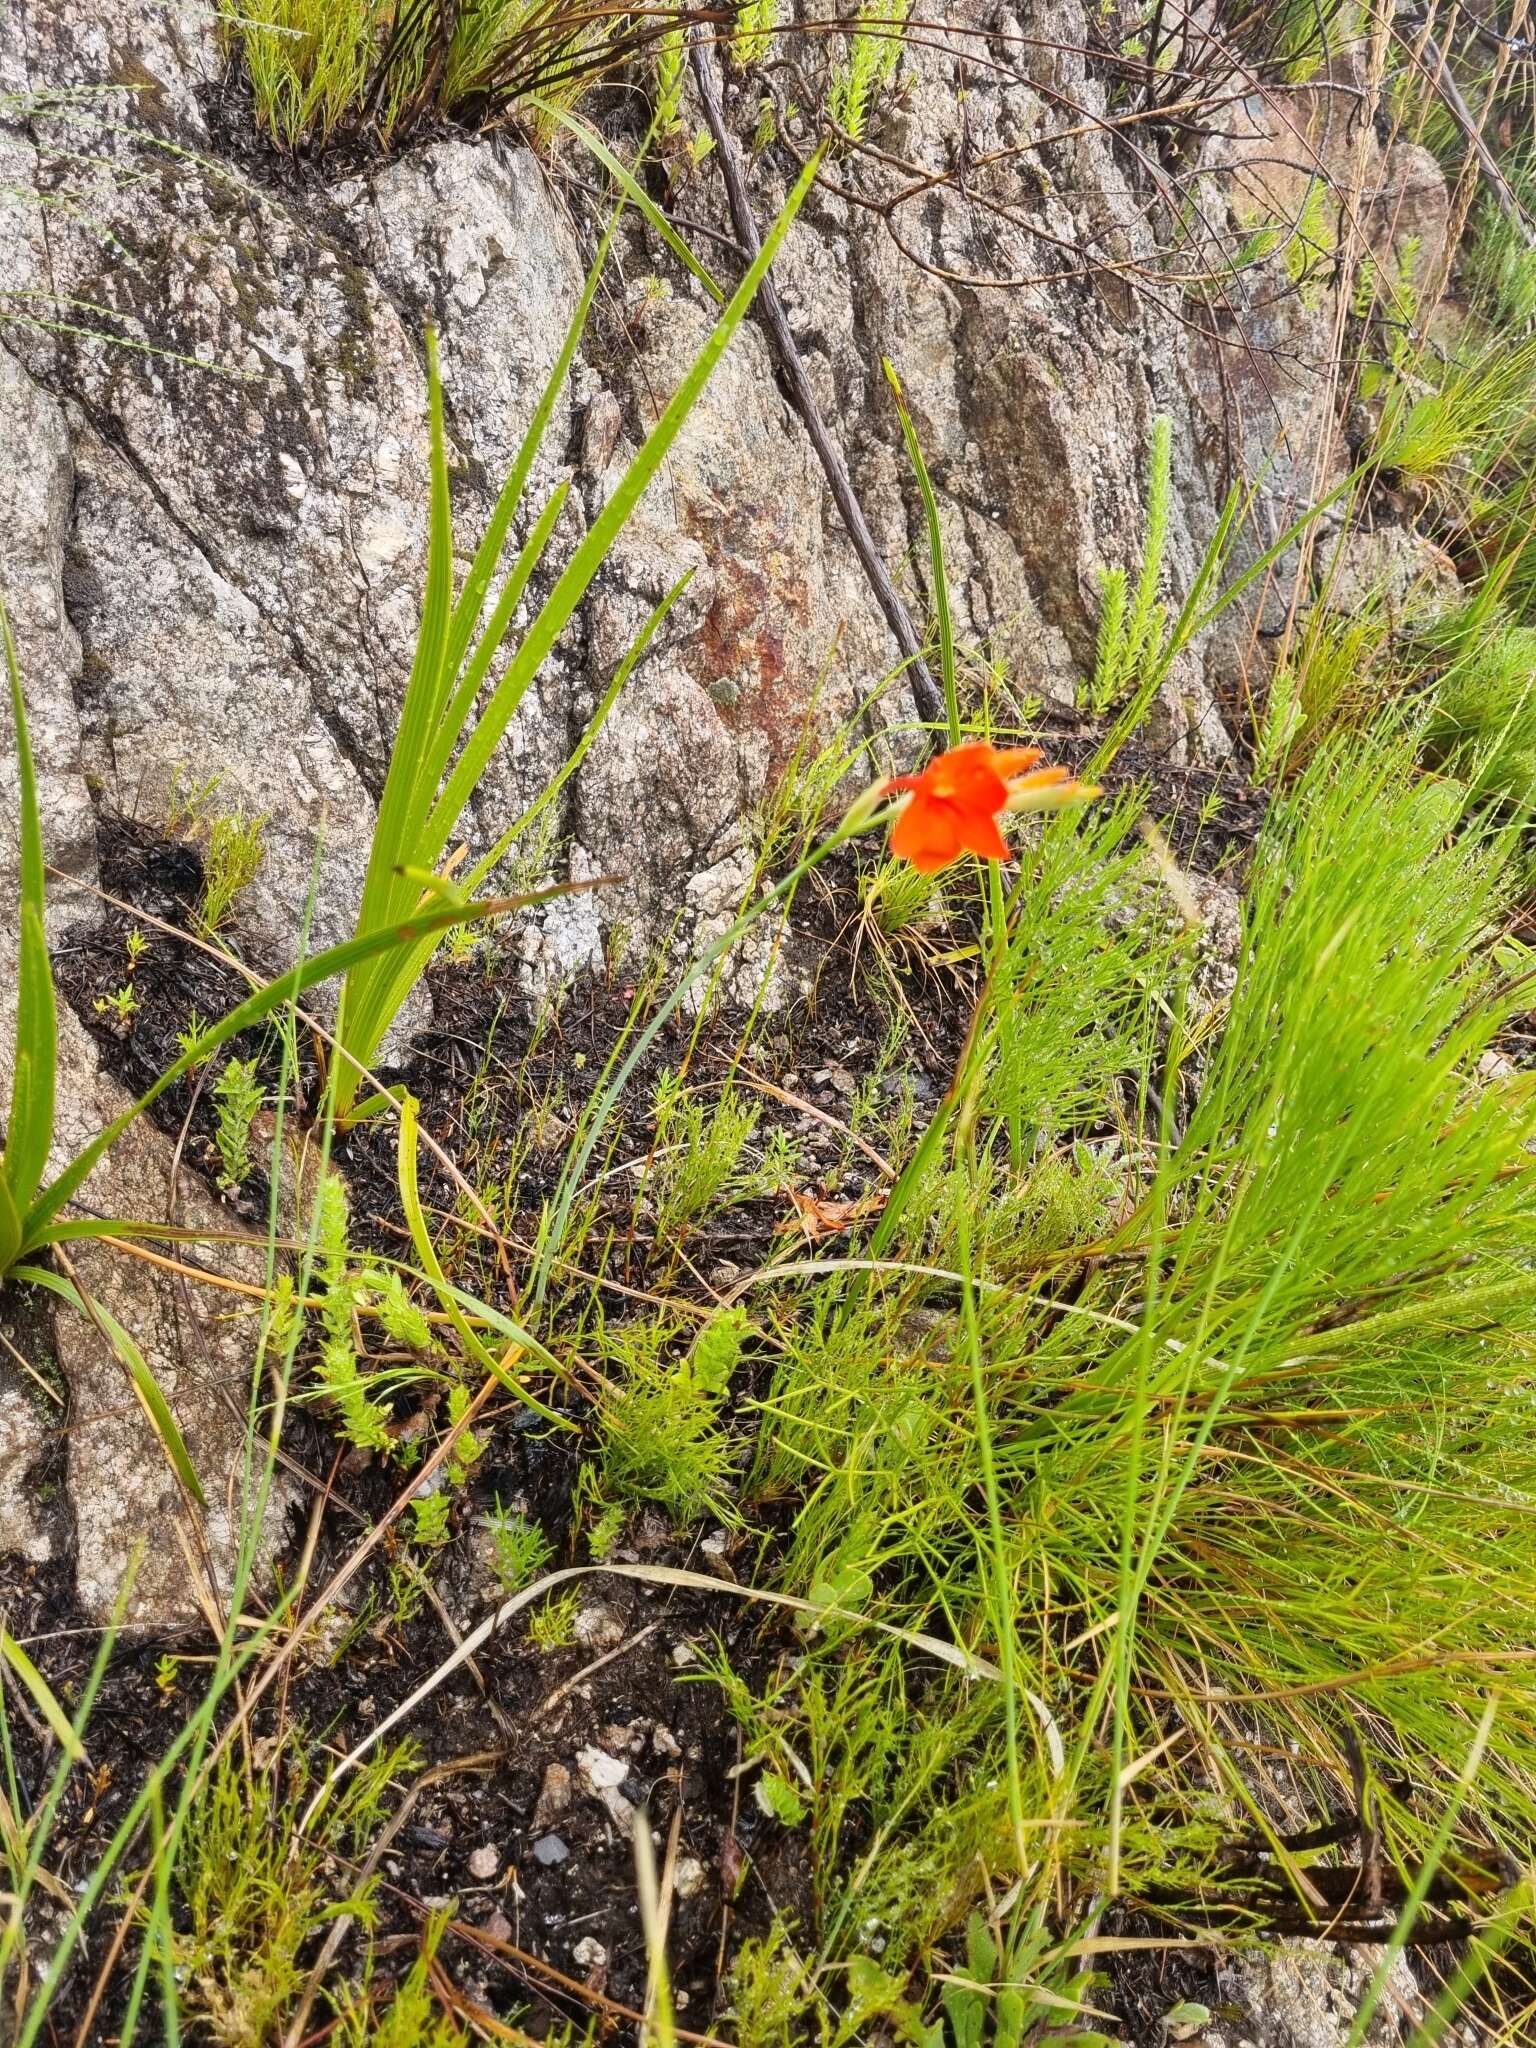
{"left": 22, "top": 888, "right": 564, "bottom": 1244}
{"left": 530, "top": 97, "right": 726, "bottom": 304}
{"left": 360, "top": 571, "right": 691, "bottom": 1052}
{"left": 351, "top": 328, "right": 457, "bottom": 952}
{"left": 414, "top": 482, "right": 571, "bottom": 838}
{"left": 0, "top": 1627, "right": 87, "bottom": 1764}
{"left": 466, "top": 569, "right": 694, "bottom": 884}
{"left": 0, "top": 1176, "right": 21, "bottom": 1274}
{"left": 441, "top": 211, "right": 620, "bottom": 682}
{"left": 0, "top": 602, "right": 58, "bottom": 1217}
{"left": 421, "top": 147, "right": 826, "bottom": 871}
{"left": 18, "top": 1264, "right": 207, "bottom": 1509}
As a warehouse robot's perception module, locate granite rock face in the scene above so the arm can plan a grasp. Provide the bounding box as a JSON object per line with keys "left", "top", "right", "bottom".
{"left": 0, "top": 0, "right": 1443, "bottom": 1647}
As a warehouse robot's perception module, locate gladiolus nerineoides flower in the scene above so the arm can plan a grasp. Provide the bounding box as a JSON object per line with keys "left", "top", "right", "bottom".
{"left": 883, "top": 741, "right": 1100, "bottom": 873}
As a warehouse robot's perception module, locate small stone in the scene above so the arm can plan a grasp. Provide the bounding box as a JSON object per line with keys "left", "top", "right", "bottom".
{"left": 532, "top": 1833, "right": 570, "bottom": 1866}
{"left": 574, "top": 1603, "right": 627, "bottom": 1651}
{"left": 674, "top": 1855, "right": 708, "bottom": 1897}
{"left": 700, "top": 1529, "right": 728, "bottom": 1557}
{"left": 483, "top": 1910, "right": 513, "bottom": 1943}
{"left": 671, "top": 1641, "right": 697, "bottom": 1667}
{"left": 577, "top": 1745, "right": 637, "bottom": 1827}
{"left": 467, "top": 1843, "right": 500, "bottom": 1880}
{"left": 578, "top": 1746, "right": 629, "bottom": 1792}
{"left": 653, "top": 1725, "right": 682, "bottom": 1759}
{"left": 532, "top": 1762, "right": 572, "bottom": 1830}
{"left": 573, "top": 1936, "right": 608, "bottom": 1970}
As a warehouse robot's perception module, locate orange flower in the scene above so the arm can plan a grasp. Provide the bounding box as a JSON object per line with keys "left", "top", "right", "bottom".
{"left": 884, "top": 741, "right": 1099, "bottom": 873}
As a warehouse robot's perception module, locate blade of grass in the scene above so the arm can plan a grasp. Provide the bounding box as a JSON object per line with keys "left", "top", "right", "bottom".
{"left": 22, "top": 885, "right": 574, "bottom": 1246}
{"left": 17, "top": 1263, "right": 207, "bottom": 1509}
{"left": 0, "top": 1629, "right": 86, "bottom": 1765}
{"left": 0, "top": 601, "right": 58, "bottom": 1227}
{"left": 530, "top": 97, "right": 726, "bottom": 304}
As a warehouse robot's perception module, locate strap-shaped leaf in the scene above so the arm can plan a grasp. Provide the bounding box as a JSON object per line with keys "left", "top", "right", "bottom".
{"left": 421, "top": 147, "right": 827, "bottom": 870}
{"left": 24, "top": 886, "right": 572, "bottom": 1248}
{"left": 0, "top": 1625, "right": 87, "bottom": 1762}
{"left": 334, "top": 158, "right": 820, "bottom": 1116}
{"left": 18, "top": 1264, "right": 206, "bottom": 1511}
{"left": 355, "top": 573, "right": 689, "bottom": 1074}
{"left": 1, "top": 603, "right": 58, "bottom": 1217}
{"left": 350, "top": 327, "right": 458, "bottom": 957}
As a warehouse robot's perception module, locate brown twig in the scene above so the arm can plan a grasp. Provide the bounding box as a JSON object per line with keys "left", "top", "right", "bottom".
{"left": 687, "top": 24, "right": 945, "bottom": 729}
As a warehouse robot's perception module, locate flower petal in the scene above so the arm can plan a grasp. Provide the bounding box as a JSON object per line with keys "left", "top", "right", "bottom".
{"left": 992, "top": 746, "right": 1045, "bottom": 779}
{"left": 890, "top": 796, "right": 965, "bottom": 871}
{"left": 955, "top": 809, "right": 1012, "bottom": 862}
{"left": 924, "top": 743, "right": 1010, "bottom": 811}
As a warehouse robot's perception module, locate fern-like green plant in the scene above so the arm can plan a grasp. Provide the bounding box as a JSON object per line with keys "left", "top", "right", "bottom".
{"left": 654, "top": 22, "right": 687, "bottom": 133}
{"left": 731, "top": 0, "right": 780, "bottom": 69}
{"left": 310, "top": 1174, "right": 394, "bottom": 1456}
{"left": 1086, "top": 414, "right": 1171, "bottom": 718}
{"left": 596, "top": 1310, "right": 745, "bottom": 1524}
{"left": 827, "top": 0, "right": 908, "bottom": 142}
{"left": 212, "top": 1056, "right": 264, "bottom": 1192}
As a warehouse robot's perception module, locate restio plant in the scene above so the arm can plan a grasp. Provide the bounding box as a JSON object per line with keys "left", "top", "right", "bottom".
{"left": 224, "top": 0, "right": 717, "bottom": 152}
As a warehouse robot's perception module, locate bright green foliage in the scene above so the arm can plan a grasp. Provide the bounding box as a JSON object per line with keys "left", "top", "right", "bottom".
{"left": 0, "top": 605, "right": 57, "bottom": 1279}
{"left": 346, "top": 1265, "right": 432, "bottom": 1354}
{"left": 443, "top": 1380, "right": 485, "bottom": 1487}
{"left": 731, "top": 0, "right": 780, "bottom": 69}
{"left": 330, "top": 1911, "right": 470, "bottom": 2048}
{"left": 1087, "top": 415, "right": 1170, "bottom": 717}
{"left": 330, "top": 155, "right": 822, "bottom": 1121}
{"left": 827, "top": 0, "right": 908, "bottom": 143}
{"left": 756, "top": 1767, "right": 808, "bottom": 1826}
{"left": 725, "top": 1925, "right": 822, "bottom": 2048}
{"left": 1257, "top": 0, "right": 1359, "bottom": 82}
{"left": 693, "top": 1303, "right": 748, "bottom": 1394}
{"left": 0, "top": 600, "right": 499, "bottom": 1282}
{"left": 654, "top": 23, "right": 687, "bottom": 134}
{"left": 596, "top": 1314, "right": 738, "bottom": 1524}
{"left": 212, "top": 1055, "right": 264, "bottom": 1191}
{"left": 1284, "top": 174, "right": 1336, "bottom": 303}
{"left": 410, "top": 1490, "right": 453, "bottom": 1546}
{"left": 224, "top": 0, "right": 648, "bottom": 151}
{"left": 528, "top": 1587, "right": 581, "bottom": 1649}
{"left": 649, "top": 1073, "right": 762, "bottom": 1241}
{"left": 487, "top": 1501, "right": 554, "bottom": 1594}
{"left": 224, "top": 0, "right": 378, "bottom": 151}
{"left": 199, "top": 802, "right": 267, "bottom": 934}
{"left": 1467, "top": 179, "right": 1536, "bottom": 329}
{"left": 859, "top": 856, "right": 947, "bottom": 944}
{"left": 1425, "top": 611, "right": 1536, "bottom": 805}
{"left": 710, "top": 730, "right": 1536, "bottom": 1991}
{"left": 311, "top": 1173, "right": 394, "bottom": 1455}
{"left": 1375, "top": 331, "right": 1536, "bottom": 485}
{"left": 1252, "top": 603, "right": 1389, "bottom": 779}
{"left": 168, "top": 1745, "right": 411, "bottom": 2046}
